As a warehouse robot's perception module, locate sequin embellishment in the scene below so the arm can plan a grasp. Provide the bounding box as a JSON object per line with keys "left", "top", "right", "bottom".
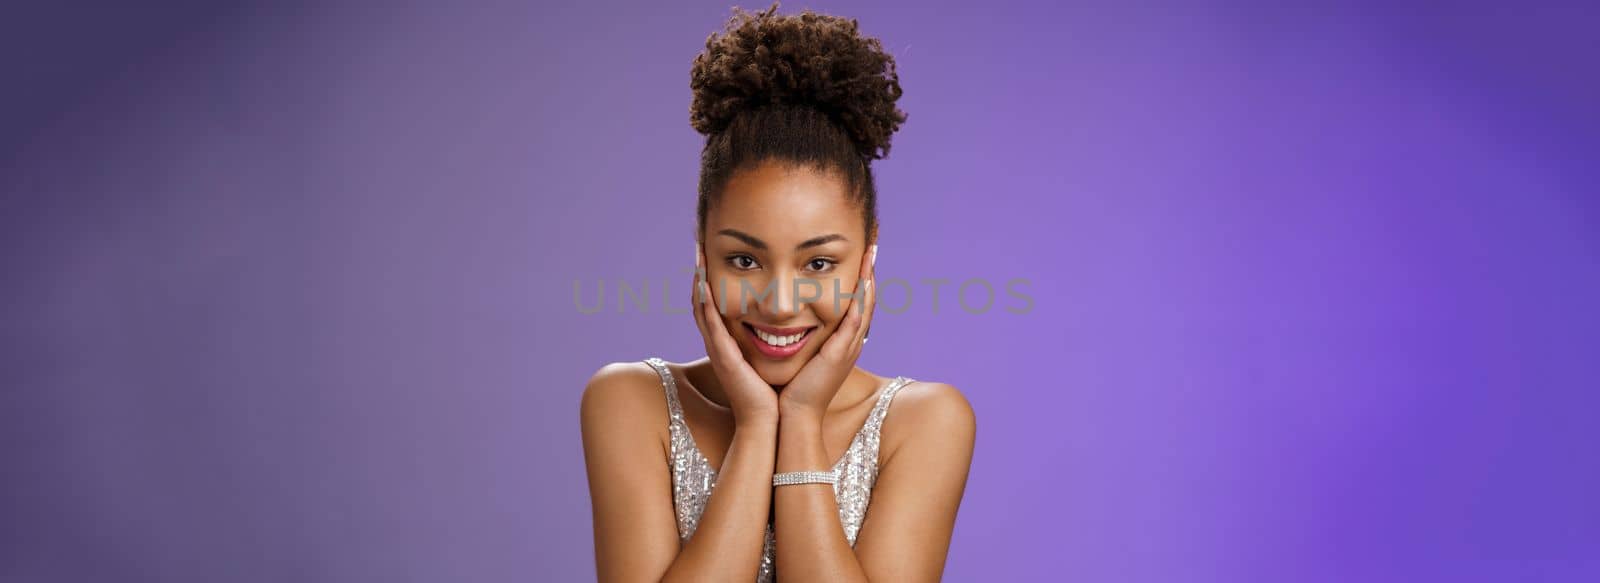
{"left": 643, "top": 357, "right": 912, "bottom": 582}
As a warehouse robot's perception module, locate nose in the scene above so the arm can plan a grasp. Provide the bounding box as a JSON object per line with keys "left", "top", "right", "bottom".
{"left": 752, "top": 268, "right": 807, "bottom": 320}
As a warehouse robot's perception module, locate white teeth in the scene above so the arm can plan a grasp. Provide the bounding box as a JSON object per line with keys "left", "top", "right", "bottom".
{"left": 754, "top": 328, "right": 806, "bottom": 347}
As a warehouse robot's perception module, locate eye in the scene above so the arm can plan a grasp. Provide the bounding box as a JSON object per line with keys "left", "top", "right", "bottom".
{"left": 805, "top": 258, "right": 838, "bottom": 273}
{"left": 727, "top": 254, "right": 760, "bottom": 270}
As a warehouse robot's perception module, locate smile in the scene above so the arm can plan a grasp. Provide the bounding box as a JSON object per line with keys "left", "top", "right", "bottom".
{"left": 743, "top": 323, "right": 817, "bottom": 359}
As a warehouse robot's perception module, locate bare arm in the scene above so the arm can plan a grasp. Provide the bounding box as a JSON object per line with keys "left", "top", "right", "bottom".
{"left": 583, "top": 252, "right": 791, "bottom": 581}
{"left": 772, "top": 382, "right": 976, "bottom": 582}
{"left": 665, "top": 414, "right": 777, "bottom": 581}
{"left": 769, "top": 244, "right": 983, "bottom": 580}
{"left": 580, "top": 364, "right": 779, "bottom": 582}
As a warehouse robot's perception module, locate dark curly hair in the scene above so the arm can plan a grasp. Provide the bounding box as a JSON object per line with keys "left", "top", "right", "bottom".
{"left": 689, "top": 2, "right": 906, "bottom": 242}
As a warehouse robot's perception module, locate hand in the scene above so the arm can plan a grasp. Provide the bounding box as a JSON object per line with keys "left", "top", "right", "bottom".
{"left": 691, "top": 243, "right": 779, "bottom": 425}
{"left": 777, "top": 244, "right": 878, "bottom": 423}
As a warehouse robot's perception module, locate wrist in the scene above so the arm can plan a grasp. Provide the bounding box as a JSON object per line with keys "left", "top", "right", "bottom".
{"left": 777, "top": 400, "right": 825, "bottom": 427}
{"left": 778, "top": 415, "right": 825, "bottom": 440}
{"left": 775, "top": 424, "right": 829, "bottom": 473}
{"left": 733, "top": 409, "right": 780, "bottom": 432}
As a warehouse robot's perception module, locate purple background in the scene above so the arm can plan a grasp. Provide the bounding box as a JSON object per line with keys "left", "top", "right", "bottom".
{"left": 4, "top": 0, "right": 1597, "bottom": 581}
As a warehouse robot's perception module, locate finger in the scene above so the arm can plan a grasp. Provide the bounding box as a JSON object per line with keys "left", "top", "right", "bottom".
{"left": 692, "top": 248, "right": 737, "bottom": 364}
{"left": 822, "top": 289, "right": 866, "bottom": 362}
{"left": 852, "top": 245, "right": 877, "bottom": 348}
{"left": 851, "top": 280, "right": 874, "bottom": 352}
{"left": 692, "top": 281, "right": 714, "bottom": 347}
{"left": 690, "top": 248, "right": 710, "bottom": 339}
{"left": 699, "top": 274, "right": 745, "bottom": 364}
{"left": 831, "top": 244, "right": 874, "bottom": 324}
{"left": 702, "top": 280, "right": 734, "bottom": 346}
{"left": 834, "top": 246, "right": 877, "bottom": 353}
{"left": 853, "top": 244, "right": 876, "bottom": 318}
{"left": 838, "top": 245, "right": 876, "bottom": 358}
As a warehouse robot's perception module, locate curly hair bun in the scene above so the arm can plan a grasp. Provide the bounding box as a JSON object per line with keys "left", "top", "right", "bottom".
{"left": 689, "top": 3, "right": 907, "bottom": 160}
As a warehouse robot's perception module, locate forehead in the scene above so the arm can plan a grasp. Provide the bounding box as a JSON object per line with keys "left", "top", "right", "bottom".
{"left": 708, "top": 162, "right": 862, "bottom": 242}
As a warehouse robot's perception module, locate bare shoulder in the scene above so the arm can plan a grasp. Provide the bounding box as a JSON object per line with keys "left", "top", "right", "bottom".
{"left": 892, "top": 380, "right": 975, "bottom": 426}
{"left": 881, "top": 380, "right": 977, "bottom": 456}
{"left": 579, "top": 361, "right": 670, "bottom": 433}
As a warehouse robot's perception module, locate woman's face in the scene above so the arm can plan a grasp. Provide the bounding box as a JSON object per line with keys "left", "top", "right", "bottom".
{"left": 702, "top": 160, "right": 871, "bottom": 388}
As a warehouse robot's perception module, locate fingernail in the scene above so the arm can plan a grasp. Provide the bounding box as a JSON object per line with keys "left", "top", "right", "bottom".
{"left": 871, "top": 244, "right": 879, "bottom": 267}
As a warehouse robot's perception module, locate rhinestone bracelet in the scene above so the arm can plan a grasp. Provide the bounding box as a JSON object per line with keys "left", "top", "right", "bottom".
{"left": 772, "top": 470, "right": 839, "bottom": 487}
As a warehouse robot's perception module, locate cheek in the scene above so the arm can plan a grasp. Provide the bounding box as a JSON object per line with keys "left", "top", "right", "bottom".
{"left": 819, "top": 271, "right": 870, "bottom": 328}
{"left": 813, "top": 280, "right": 848, "bottom": 326}
{"left": 706, "top": 266, "right": 752, "bottom": 317}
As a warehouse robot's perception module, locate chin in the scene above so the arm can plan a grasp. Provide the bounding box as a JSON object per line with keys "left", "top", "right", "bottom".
{"left": 751, "top": 360, "right": 801, "bottom": 388}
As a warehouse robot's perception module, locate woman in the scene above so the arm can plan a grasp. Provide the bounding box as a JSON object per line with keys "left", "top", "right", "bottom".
{"left": 580, "top": 5, "right": 976, "bottom": 581}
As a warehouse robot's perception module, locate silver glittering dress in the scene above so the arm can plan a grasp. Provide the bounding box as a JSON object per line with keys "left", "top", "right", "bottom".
{"left": 643, "top": 357, "right": 914, "bottom": 583}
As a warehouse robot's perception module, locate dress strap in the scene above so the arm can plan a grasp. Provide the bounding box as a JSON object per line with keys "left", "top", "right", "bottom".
{"left": 643, "top": 358, "right": 690, "bottom": 439}
{"left": 862, "top": 376, "right": 913, "bottom": 437}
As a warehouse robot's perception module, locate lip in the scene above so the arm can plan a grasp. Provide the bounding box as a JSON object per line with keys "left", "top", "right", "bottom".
{"left": 743, "top": 322, "right": 817, "bottom": 359}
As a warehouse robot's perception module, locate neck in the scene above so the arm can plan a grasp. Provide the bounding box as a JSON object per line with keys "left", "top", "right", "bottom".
{"left": 686, "top": 360, "right": 882, "bottom": 413}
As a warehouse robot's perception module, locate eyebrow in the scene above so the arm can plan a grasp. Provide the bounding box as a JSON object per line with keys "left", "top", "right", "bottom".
{"left": 716, "top": 228, "right": 848, "bottom": 251}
